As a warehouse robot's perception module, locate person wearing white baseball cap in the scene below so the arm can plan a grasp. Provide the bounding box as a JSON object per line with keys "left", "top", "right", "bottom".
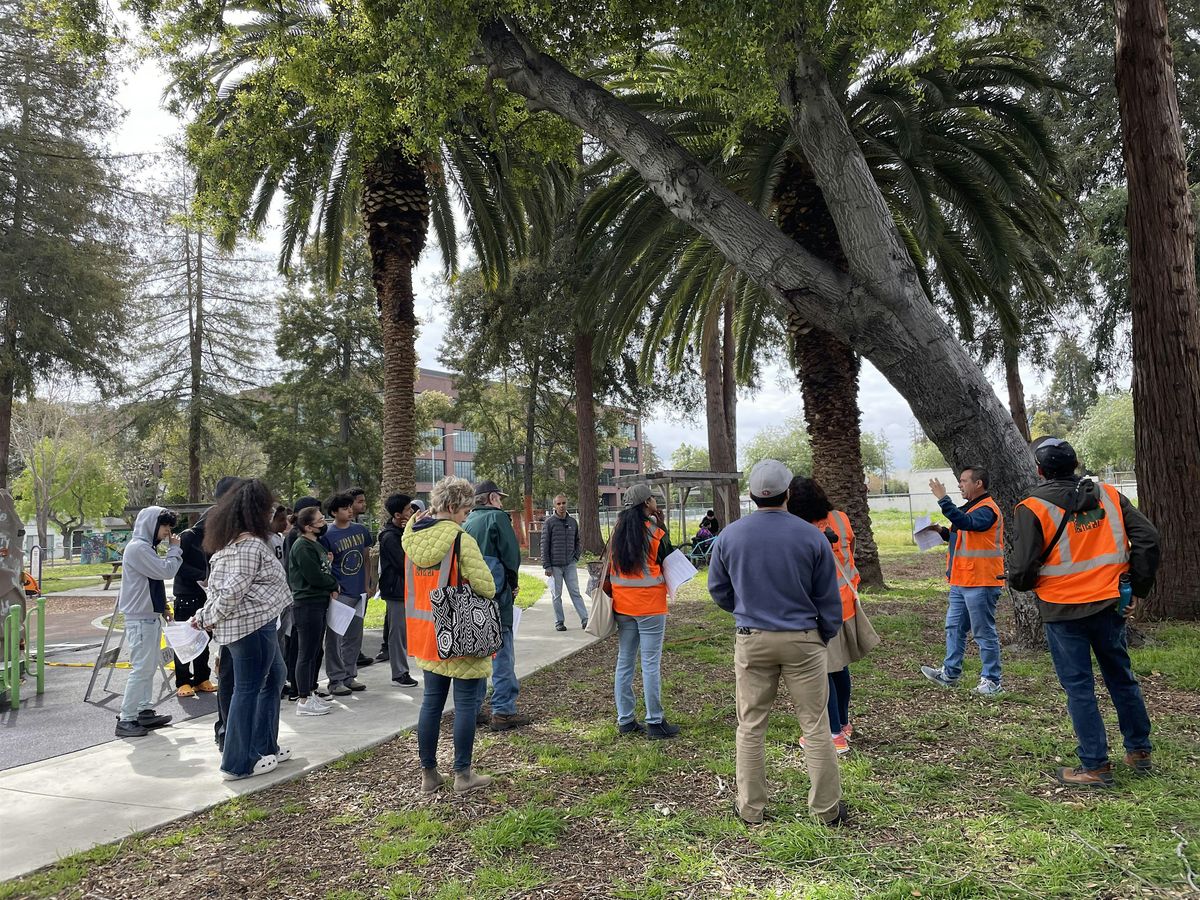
{"left": 708, "top": 459, "right": 848, "bottom": 827}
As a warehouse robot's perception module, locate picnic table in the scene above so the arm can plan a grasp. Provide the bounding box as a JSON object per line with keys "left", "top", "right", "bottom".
{"left": 102, "top": 562, "right": 121, "bottom": 591}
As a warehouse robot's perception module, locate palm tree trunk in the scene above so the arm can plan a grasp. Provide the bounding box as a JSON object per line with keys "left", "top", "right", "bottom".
{"left": 1002, "top": 335, "right": 1031, "bottom": 442}
{"left": 790, "top": 324, "right": 885, "bottom": 588}
{"left": 574, "top": 330, "right": 604, "bottom": 554}
{"left": 1116, "top": 0, "right": 1200, "bottom": 620}
{"left": 775, "top": 156, "right": 884, "bottom": 588}
{"left": 362, "top": 149, "right": 429, "bottom": 498}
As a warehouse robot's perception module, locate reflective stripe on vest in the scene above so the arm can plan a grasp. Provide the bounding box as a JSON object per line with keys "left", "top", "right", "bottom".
{"left": 610, "top": 522, "right": 666, "bottom": 588}
{"left": 405, "top": 543, "right": 456, "bottom": 624}
{"left": 822, "top": 510, "right": 860, "bottom": 620}
{"left": 1024, "top": 487, "right": 1130, "bottom": 578}
{"left": 948, "top": 496, "right": 1005, "bottom": 586}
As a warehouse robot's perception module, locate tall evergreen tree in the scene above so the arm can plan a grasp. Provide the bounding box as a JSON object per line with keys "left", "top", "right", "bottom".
{"left": 0, "top": 0, "right": 128, "bottom": 487}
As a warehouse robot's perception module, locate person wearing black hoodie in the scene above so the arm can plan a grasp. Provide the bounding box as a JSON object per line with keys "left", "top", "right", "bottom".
{"left": 1009, "top": 438, "right": 1159, "bottom": 790}
{"left": 173, "top": 476, "right": 240, "bottom": 699}
{"left": 282, "top": 497, "right": 324, "bottom": 699}
{"left": 379, "top": 493, "right": 418, "bottom": 686}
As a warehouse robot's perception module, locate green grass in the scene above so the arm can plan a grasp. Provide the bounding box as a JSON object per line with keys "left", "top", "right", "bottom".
{"left": 37, "top": 561, "right": 112, "bottom": 594}
{"left": 8, "top": 554, "right": 1198, "bottom": 900}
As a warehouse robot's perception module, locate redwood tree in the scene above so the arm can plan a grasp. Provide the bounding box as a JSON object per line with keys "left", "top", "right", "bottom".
{"left": 1115, "top": 0, "right": 1200, "bottom": 619}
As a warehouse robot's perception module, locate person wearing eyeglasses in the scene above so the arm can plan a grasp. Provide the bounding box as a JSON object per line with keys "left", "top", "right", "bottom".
{"left": 542, "top": 494, "right": 587, "bottom": 632}
{"left": 1009, "top": 437, "right": 1159, "bottom": 789}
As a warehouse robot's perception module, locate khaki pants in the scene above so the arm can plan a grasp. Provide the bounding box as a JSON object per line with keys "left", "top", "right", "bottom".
{"left": 734, "top": 628, "right": 842, "bottom": 822}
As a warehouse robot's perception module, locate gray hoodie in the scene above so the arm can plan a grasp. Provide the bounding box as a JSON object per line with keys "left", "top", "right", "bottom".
{"left": 117, "top": 506, "right": 184, "bottom": 621}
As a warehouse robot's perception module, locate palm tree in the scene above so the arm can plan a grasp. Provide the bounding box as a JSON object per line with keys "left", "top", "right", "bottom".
{"left": 178, "top": 0, "right": 525, "bottom": 496}
{"left": 581, "top": 38, "right": 1066, "bottom": 587}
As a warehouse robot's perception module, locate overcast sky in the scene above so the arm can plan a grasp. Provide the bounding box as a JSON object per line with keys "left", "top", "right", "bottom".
{"left": 113, "top": 58, "right": 1053, "bottom": 474}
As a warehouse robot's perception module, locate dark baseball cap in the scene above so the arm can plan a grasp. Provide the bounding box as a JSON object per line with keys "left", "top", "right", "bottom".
{"left": 1032, "top": 436, "right": 1078, "bottom": 473}
{"left": 474, "top": 480, "right": 507, "bottom": 498}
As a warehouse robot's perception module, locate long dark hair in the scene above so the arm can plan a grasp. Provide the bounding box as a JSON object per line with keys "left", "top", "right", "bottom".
{"left": 203, "top": 478, "right": 275, "bottom": 554}
{"left": 786, "top": 476, "right": 833, "bottom": 523}
{"left": 612, "top": 503, "right": 652, "bottom": 574}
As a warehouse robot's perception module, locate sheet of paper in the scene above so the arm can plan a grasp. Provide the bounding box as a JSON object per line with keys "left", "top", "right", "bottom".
{"left": 912, "top": 515, "right": 946, "bottom": 552}
{"left": 327, "top": 596, "right": 356, "bottom": 636}
{"left": 662, "top": 549, "right": 699, "bottom": 599}
{"left": 510, "top": 604, "right": 522, "bottom": 642}
{"left": 355, "top": 593, "right": 368, "bottom": 618}
{"left": 163, "top": 622, "right": 210, "bottom": 665}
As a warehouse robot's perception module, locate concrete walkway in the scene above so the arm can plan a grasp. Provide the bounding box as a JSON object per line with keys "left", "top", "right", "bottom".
{"left": 0, "top": 568, "right": 598, "bottom": 881}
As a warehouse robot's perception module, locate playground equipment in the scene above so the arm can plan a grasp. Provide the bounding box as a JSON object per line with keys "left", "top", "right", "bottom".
{"left": 0, "top": 491, "right": 46, "bottom": 711}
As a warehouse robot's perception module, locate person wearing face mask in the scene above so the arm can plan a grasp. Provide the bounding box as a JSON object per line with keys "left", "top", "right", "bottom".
{"left": 288, "top": 505, "right": 341, "bottom": 716}
{"left": 115, "top": 505, "right": 182, "bottom": 738}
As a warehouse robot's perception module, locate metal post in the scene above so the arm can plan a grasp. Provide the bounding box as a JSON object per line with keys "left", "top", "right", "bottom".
{"left": 35, "top": 595, "right": 45, "bottom": 694}
{"left": 908, "top": 492, "right": 915, "bottom": 545}
{"left": 5, "top": 605, "right": 20, "bottom": 707}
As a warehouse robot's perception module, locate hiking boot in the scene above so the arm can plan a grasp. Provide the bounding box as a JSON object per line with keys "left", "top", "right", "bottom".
{"left": 491, "top": 712, "right": 532, "bottom": 732}
{"left": 555, "top": 622, "right": 567, "bottom": 632}
{"left": 330, "top": 683, "right": 353, "bottom": 697}
{"left": 920, "top": 665, "right": 959, "bottom": 688}
{"left": 346, "top": 678, "right": 367, "bottom": 692}
{"left": 297, "top": 696, "right": 331, "bottom": 716}
{"left": 453, "top": 767, "right": 493, "bottom": 793}
{"left": 357, "top": 654, "right": 374, "bottom": 667}
{"left": 195, "top": 680, "right": 218, "bottom": 693}
{"left": 177, "top": 684, "right": 196, "bottom": 698}
{"left": 137, "top": 709, "right": 172, "bottom": 729}
{"left": 115, "top": 719, "right": 149, "bottom": 738}
{"left": 1055, "top": 764, "right": 1114, "bottom": 789}
{"left": 821, "top": 801, "right": 850, "bottom": 828}
{"left": 973, "top": 677, "right": 1003, "bottom": 696}
{"left": 646, "top": 721, "right": 681, "bottom": 741}
{"left": 393, "top": 674, "right": 419, "bottom": 687}
{"left": 1124, "top": 751, "right": 1152, "bottom": 775}
{"left": 619, "top": 720, "right": 646, "bottom": 737}
{"left": 421, "top": 768, "right": 445, "bottom": 794}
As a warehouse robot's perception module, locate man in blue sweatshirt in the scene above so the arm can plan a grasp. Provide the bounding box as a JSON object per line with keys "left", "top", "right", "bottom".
{"left": 708, "top": 459, "right": 846, "bottom": 828}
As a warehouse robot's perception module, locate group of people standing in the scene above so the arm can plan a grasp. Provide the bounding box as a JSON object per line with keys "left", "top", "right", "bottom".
{"left": 114, "top": 431, "right": 1159, "bottom": 820}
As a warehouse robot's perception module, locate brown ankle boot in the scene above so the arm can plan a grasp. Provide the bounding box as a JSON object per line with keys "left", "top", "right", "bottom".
{"left": 453, "top": 767, "right": 493, "bottom": 793}
{"left": 1124, "top": 750, "right": 1152, "bottom": 775}
{"left": 1055, "top": 763, "right": 1114, "bottom": 788}
{"left": 421, "top": 768, "right": 445, "bottom": 793}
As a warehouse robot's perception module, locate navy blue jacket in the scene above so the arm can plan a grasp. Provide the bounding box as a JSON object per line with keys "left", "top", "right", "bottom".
{"left": 938, "top": 493, "right": 998, "bottom": 581}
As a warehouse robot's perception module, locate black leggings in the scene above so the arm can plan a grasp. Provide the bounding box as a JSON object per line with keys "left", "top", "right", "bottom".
{"left": 293, "top": 604, "right": 327, "bottom": 698}
{"left": 827, "top": 666, "right": 852, "bottom": 735}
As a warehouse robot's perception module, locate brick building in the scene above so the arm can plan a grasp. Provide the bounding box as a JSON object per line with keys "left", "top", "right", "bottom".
{"left": 414, "top": 368, "right": 643, "bottom": 506}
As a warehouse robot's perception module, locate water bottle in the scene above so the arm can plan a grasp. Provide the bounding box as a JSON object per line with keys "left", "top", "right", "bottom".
{"left": 1117, "top": 573, "right": 1133, "bottom": 615}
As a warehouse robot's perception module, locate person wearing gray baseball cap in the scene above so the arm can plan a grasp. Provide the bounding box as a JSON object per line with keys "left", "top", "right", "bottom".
{"left": 707, "top": 459, "right": 848, "bottom": 827}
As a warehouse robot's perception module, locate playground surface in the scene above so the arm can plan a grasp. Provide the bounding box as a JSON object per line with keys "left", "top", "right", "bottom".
{"left": 0, "top": 568, "right": 596, "bottom": 882}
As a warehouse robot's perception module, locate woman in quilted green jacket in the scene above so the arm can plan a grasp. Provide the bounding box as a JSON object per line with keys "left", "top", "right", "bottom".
{"left": 402, "top": 476, "right": 498, "bottom": 794}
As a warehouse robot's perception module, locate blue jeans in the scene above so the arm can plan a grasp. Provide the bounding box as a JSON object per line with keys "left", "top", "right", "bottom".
{"left": 942, "top": 585, "right": 1002, "bottom": 683}
{"left": 483, "top": 626, "right": 519, "bottom": 715}
{"left": 419, "top": 672, "right": 486, "bottom": 771}
{"left": 614, "top": 613, "right": 666, "bottom": 725}
{"left": 550, "top": 565, "right": 588, "bottom": 626}
{"left": 1045, "top": 609, "right": 1152, "bottom": 770}
{"left": 120, "top": 617, "right": 163, "bottom": 722}
{"left": 827, "top": 666, "right": 851, "bottom": 735}
{"left": 222, "top": 622, "right": 286, "bottom": 777}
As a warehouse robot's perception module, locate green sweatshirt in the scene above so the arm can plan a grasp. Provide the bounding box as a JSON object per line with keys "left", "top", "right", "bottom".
{"left": 289, "top": 535, "right": 340, "bottom": 606}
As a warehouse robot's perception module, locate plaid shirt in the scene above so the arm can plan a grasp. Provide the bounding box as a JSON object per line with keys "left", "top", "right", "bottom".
{"left": 194, "top": 535, "right": 291, "bottom": 644}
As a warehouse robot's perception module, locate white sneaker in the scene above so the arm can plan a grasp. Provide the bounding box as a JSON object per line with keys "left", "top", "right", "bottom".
{"left": 252, "top": 755, "right": 277, "bottom": 776}
{"left": 275, "top": 747, "right": 292, "bottom": 763}
{"left": 974, "top": 677, "right": 1003, "bottom": 696}
{"left": 297, "top": 697, "right": 331, "bottom": 716}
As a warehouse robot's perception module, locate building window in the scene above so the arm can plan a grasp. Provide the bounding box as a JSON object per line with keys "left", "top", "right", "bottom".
{"left": 620, "top": 422, "right": 637, "bottom": 441}
{"left": 453, "top": 430, "right": 480, "bottom": 454}
{"left": 415, "top": 458, "right": 445, "bottom": 483}
{"left": 420, "top": 426, "right": 445, "bottom": 448}
{"left": 598, "top": 468, "right": 614, "bottom": 486}
{"left": 618, "top": 446, "right": 639, "bottom": 465}
{"left": 454, "top": 460, "right": 476, "bottom": 482}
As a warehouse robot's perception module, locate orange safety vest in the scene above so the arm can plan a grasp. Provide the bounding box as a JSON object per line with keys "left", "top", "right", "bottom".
{"left": 947, "top": 496, "right": 1005, "bottom": 587}
{"left": 1017, "top": 482, "right": 1130, "bottom": 604}
{"left": 405, "top": 542, "right": 460, "bottom": 663}
{"left": 609, "top": 521, "right": 668, "bottom": 617}
{"left": 815, "top": 510, "right": 859, "bottom": 620}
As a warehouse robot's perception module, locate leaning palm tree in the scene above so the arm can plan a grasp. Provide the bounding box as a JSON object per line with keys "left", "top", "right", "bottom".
{"left": 172, "top": 0, "right": 532, "bottom": 496}
{"left": 582, "top": 38, "right": 1066, "bottom": 587}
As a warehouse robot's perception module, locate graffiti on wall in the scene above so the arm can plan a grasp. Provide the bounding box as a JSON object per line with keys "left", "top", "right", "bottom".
{"left": 80, "top": 531, "right": 131, "bottom": 564}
